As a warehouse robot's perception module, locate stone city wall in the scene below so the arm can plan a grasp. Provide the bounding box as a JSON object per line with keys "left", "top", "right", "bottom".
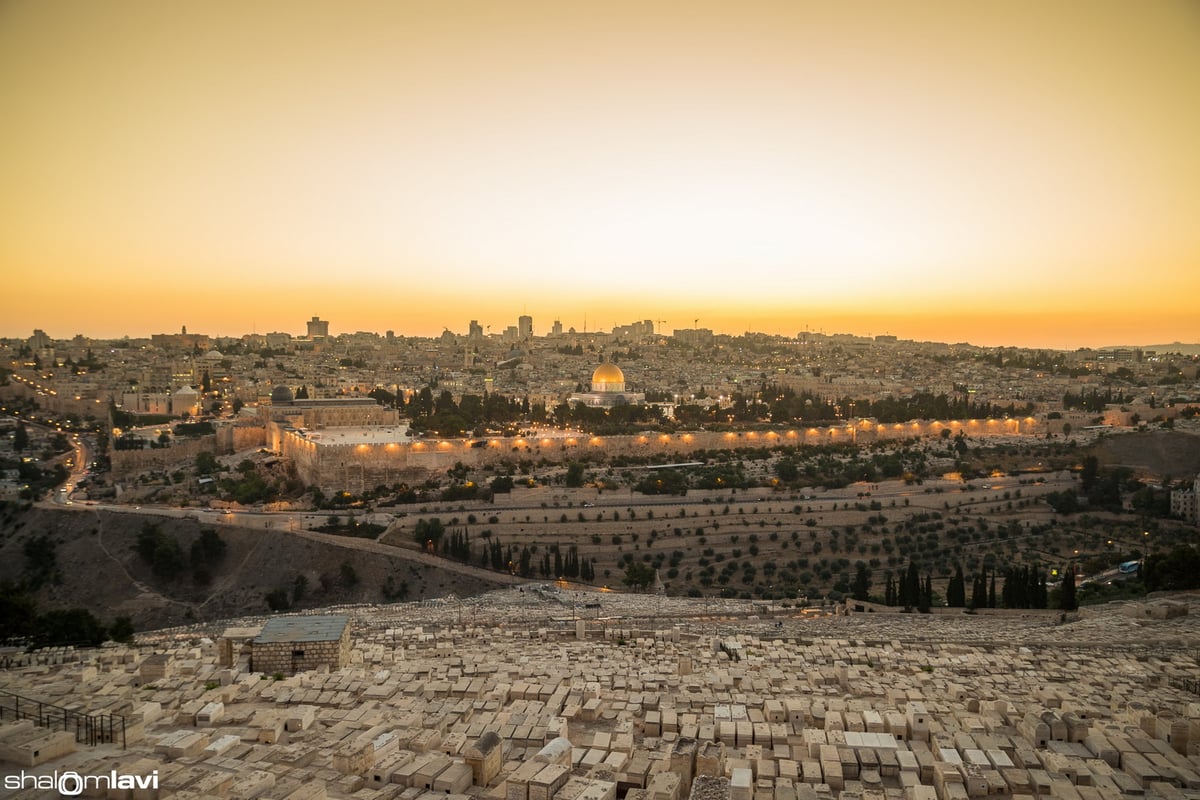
{"left": 111, "top": 434, "right": 222, "bottom": 477}
{"left": 279, "top": 417, "right": 1043, "bottom": 494}
{"left": 110, "top": 423, "right": 265, "bottom": 477}
{"left": 222, "top": 422, "right": 268, "bottom": 453}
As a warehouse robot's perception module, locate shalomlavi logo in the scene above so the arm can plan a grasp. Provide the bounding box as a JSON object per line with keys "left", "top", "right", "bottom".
{"left": 4, "top": 769, "right": 159, "bottom": 795}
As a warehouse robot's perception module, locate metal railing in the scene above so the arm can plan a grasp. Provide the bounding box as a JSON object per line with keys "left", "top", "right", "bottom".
{"left": 1170, "top": 676, "right": 1200, "bottom": 697}
{"left": 0, "top": 690, "right": 125, "bottom": 748}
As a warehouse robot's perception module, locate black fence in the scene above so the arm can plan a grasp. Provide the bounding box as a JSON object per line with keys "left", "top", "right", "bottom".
{"left": 0, "top": 690, "right": 125, "bottom": 748}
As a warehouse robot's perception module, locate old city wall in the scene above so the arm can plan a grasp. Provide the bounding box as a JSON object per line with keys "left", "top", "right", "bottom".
{"left": 112, "top": 423, "right": 266, "bottom": 477}
{"left": 115, "top": 415, "right": 1043, "bottom": 490}
{"left": 222, "top": 422, "right": 267, "bottom": 453}
{"left": 111, "top": 434, "right": 221, "bottom": 478}
{"left": 283, "top": 417, "right": 1042, "bottom": 493}
{"left": 467, "top": 417, "right": 1037, "bottom": 468}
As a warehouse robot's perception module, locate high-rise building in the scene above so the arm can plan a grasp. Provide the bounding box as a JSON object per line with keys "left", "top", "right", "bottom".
{"left": 551, "top": 319, "right": 563, "bottom": 336}
{"left": 306, "top": 316, "right": 329, "bottom": 339}
{"left": 469, "top": 320, "right": 484, "bottom": 340}
{"left": 28, "top": 329, "right": 51, "bottom": 350}
{"left": 518, "top": 315, "right": 533, "bottom": 340}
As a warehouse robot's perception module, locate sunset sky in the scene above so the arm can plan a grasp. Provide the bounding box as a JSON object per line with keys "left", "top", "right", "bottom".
{"left": 2, "top": 0, "right": 1198, "bottom": 349}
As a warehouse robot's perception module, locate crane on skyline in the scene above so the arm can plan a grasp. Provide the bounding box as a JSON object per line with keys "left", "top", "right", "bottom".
{"left": 655, "top": 319, "right": 666, "bottom": 334}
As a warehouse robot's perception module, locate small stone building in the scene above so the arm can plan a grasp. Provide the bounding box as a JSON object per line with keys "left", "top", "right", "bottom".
{"left": 465, "top": 731, "right": 504, "bottom": 786}
{"left": 250, "top": 614, "right": 351, "bottom": 675}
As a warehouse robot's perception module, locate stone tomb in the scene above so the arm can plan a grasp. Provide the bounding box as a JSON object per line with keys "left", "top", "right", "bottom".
{"left": 250, "top": 615, "right": 351, "bottom": 675}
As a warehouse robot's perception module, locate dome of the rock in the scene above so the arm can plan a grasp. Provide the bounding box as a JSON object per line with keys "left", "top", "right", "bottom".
{"left": 591, "top": 363, "right": 625, "bottom": 393}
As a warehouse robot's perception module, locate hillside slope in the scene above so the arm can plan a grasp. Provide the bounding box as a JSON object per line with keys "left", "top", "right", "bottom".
{"left": 0, "top": 505, "right": 510, "bottom": 632}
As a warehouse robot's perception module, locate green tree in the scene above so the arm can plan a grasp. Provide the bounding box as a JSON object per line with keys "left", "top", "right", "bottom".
{"left": 852, "top": 563, "right": 871, "bottom": 602}
{"left": 136, "top": 523, "right": 185, "bottom": 579}
{"left": 1143, "top": 546, "right": 1200, "bottom": 591}
{"left": 109, "top": 616, "right": 135, "bottom": 643}
{"left": 414, "top": 517, "right": 446, "bottom": 549}
{"left": 899, "top": 561, "right": 921, "bottom": 608}
{"left": 13, "top": 421, "right": 28, "bottom": 452}
{"left": 1060, "top": 566, "right": 1078, "bottom": 611}
{"left": 623, "top": 561, "right": 655, "bottom": 591}
{"left": 946, "top": 564, "right": 966, "bottom": 607}
{"left": 971, "top": 568, "right": 988, "bottom": 609}
{"left": 565, "top": 462, "right": 585, "bottom": 488}
{"left": 1080, "top": 456, "right": 1100, "bottom": 495}
{"left": 196, "top": 451, "right": 220, "bottom": 475}
{"left": 0, "top": 583, "right": 39, "bottom": 640}
{"left": 36, "top": 609, "right": 107, "bottom": 647}
{"left": 265, "top": 588, "right": 290, "bottom": 611}
{"left": 775, "top": 460, "right": 799, "bottom": 483}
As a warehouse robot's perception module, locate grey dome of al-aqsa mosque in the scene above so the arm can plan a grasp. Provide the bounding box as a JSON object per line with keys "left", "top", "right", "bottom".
{"left": 270, "top": 385, "right": 294, "bottom": 404}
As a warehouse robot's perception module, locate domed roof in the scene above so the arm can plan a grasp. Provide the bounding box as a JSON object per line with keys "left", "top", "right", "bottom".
{"left": 270, "top": 385, "right": 294, "bottom": 404}
{"left": 592, "top": 362, "right": 624, "bottom": 384}
{"left": 591, "top": 362, "right": 626, "bottom": 393}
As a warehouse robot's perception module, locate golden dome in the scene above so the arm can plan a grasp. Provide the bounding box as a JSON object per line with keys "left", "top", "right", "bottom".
{"left": 591, "top": 362, "right": 626, "bottom": 393}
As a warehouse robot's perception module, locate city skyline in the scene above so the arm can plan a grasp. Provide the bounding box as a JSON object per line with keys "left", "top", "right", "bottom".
{"left": 2, "top": 1, "right": 1198, "bottom": 350}
{"left": 10, "top": 312, "right": 1200, "bottom": 355}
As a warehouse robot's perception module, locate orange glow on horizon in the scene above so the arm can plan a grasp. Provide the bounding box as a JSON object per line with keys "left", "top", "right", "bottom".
{"left": 0, "top": 1, "right": 1196, "bottom": 350}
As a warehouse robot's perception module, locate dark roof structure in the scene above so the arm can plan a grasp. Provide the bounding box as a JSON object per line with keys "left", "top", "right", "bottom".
{"left": 253, "top": 615, "right": 350, "bottom": 645}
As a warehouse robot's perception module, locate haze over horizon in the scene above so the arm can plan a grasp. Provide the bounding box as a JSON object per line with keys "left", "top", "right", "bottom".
{"left": 3, "top": 0, "right": 1198, "bottom": 351}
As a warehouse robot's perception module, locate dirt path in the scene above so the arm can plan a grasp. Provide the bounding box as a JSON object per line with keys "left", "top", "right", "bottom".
{"left": 287, "top": 528, "right": 527, "bottom": 586}
{"left": 196, "top": 528, "right": 273, "bottom": 613}
{"left": 91, "top": 509, "right": 197, "bottom": 615}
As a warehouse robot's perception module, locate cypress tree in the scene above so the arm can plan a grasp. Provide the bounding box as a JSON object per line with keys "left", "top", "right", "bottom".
{"left": 902, "top": 561, "right": 920, "bottom": 608}
{"left": 947, "top": 564, "right": 966, "bottom": 607}
{"left": 1061, "top": 566, "right": 1078, "bottom": 611}
{"left": 971, "top": 568, "right": 987, "bottom": 609}
{"left": 852, "top": 563, "right": 871, "bottom": 602}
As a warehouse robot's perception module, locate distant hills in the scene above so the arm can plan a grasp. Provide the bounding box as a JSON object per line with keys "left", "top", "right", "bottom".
{"left": 1100, "top": 342, "right": 1200, "bottom": 355}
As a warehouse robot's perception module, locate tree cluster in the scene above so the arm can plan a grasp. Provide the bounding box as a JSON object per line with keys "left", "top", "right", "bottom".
{"left": 404, "top": 389, "right": 531, "bottom": 435}
{"left": 0, "top": 582, "right": 133, "bottom": 648}
{"left": 885, "top": 562, "right": 932, "bottom": 611}
{"left": 1061, "top": 388, "right": 1133, "bottom": 413}
{"left": 135, "top": 523, "right": 226, "bottom": 583}
{"left": 1000, "top": 564, "right": 1049, "bottom": 609}
{"left": 1142, "top": 546, "right": 1200, "bottom": 592}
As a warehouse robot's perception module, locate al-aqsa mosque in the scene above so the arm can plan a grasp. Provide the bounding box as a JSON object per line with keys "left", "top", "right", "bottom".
{"left": 568, "top": 360, "right": 645, "bottom": 408}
